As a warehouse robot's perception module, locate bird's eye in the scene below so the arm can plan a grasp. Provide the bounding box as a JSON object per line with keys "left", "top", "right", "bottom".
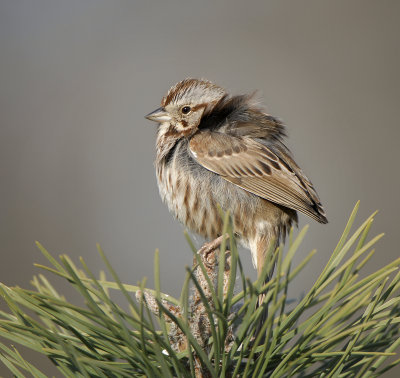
{"left": 181, "top": 106, "right": 191, "bottom": 114}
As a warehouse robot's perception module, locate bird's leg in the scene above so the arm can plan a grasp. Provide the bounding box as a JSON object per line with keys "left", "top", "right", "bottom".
{"left": 196, "top": 234, "right": 229, "bottom": 262}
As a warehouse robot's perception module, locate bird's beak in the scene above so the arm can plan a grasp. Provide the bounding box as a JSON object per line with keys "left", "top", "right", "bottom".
{"left": 145, "top": 107, "right": 171, "bottom": 123}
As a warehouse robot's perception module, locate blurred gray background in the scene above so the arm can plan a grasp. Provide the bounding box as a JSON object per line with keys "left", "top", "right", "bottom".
{"left": 1, "top": 0, "right": 399, "bottom": 376}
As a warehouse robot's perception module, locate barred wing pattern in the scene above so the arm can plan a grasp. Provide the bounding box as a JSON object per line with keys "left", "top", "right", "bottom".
{"left": 189, "top": 130, "right": 327, "bottom": 223}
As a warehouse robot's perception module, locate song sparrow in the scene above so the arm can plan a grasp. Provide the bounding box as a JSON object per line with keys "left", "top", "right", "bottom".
{"left": 145, "top": 78, "right": 327, "bottom": 284}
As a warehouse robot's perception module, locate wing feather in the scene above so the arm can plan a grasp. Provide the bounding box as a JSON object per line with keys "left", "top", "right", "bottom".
{"left": 189, "top": 130, "right": 327, "bottom": 223}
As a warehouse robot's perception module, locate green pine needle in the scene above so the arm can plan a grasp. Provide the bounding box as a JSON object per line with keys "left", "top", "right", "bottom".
{"left": 0, "top": 203, "right": 399, "bottom": 377}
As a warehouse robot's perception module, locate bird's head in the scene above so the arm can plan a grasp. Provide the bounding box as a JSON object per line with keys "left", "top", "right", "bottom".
{"left": 145, "top": 78, "right": 226, "bottom": 136}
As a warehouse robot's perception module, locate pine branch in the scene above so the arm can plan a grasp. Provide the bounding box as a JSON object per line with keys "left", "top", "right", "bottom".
{"left": 0, "top": 202, "right": 399, "bottom": 377}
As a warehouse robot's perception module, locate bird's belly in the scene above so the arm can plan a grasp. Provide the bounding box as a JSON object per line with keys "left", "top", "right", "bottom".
{"left": 156, "top": 162, "right": 261, "bottom": 241}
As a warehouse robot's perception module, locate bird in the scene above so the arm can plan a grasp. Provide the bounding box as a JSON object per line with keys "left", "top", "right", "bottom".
{"left": 145, "top": 78, "right": 327, "bottom": 314}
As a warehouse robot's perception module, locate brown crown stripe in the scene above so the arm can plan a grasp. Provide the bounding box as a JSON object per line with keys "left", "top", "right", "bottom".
{"left": 162, "top": 79, "right": 220, "bottom": 107}
{"left": 162, "top": 80, "right": 196, "bottom": 106}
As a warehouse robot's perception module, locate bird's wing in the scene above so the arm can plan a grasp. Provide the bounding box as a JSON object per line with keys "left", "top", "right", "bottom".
{"left": 189, "top": 130, "right": 327, "bottom": 223}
